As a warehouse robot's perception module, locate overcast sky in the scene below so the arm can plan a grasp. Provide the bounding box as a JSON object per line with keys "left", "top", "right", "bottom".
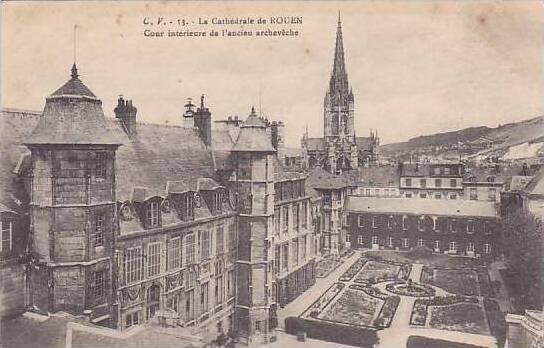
{"left": 2, "top": 1, "right": 543, "bottom": 147}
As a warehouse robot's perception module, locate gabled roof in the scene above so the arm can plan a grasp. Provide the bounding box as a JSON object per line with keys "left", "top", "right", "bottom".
{"left": 344, "top": 196, "right": 498, "bottom": 218}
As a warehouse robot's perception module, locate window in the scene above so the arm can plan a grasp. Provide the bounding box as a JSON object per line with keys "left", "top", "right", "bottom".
{"left": 388, "top": 237, "right": 394, "bottom": 248}
{"left": 200, "top": 230, "right": 210, "bottom": 259}
{"left": 93, "top": 270, "right": 105, "bottom": 298}
{"left": 418, "top": 216, "right": 425, "bottom": 231}
{"left": 302, "top": 235, "right": 307, "bottom": 260}
{"left": 420, "top": 179, "right": 426, "bottom": 188}
{"left": 292, "top": 238, "right": 299, "bottom": 266}
{"left": 274, "top": 246, "right": 280, "bottom": 275}
{"left": 435, "top": 179, "right": 442, "bottom": 188}
{"left": 487, "top": 176, "right": 495, "bottom": 183}
{"left": 432, "top": 217, "right": 438, "bottom": 231}
{"left": 469, "top": 188, "right": 478, "bottom": 200}
{"left": 449, "top": 193, "right": 457, "bottom": 200}
{"left": 435, "top": 193, "right": 442, "bottom": 199}
{"left": 484, "top": 243, "right": 491, "bottom": 254}
{"left": 371, "top": 236, "right": 378, "bottom": 245}
{"left": 488, "top": 188, "right": 497, "bottom": 200}
{"left": 444, "top": 167, "right": 451, "bottom": 175}
{"left": 357, "top": 235, "right": 363, "bottom": 244}
{"left": 372, "top": 216, "right": 377, "bottom": 228}
{"left": 402, "top": 238, "right": 409, "bottom": 248}
{"left": 228, "top": 270, "right": 235, "bottom": 298}
{"left": 185, "top": 234, "right": 195, "bottom": 264}
{"left": 125, "top": 311, "right": 139, "bottom": 328}
{"left": 124, "top": 247, "right": 142, "bottom": 284}
{"left": 214, "top": 191, "right": 223, "bottom": 213}
{"left": 420, "top": 193, "right": 427, "bottom": 198}
{"left": 405, "top": 178, "right": 412, "bottom": 187}
{"left": 387, "top": 216, "right": 394, "bottom": 229}
{"left": 186, "top": 289, "right": 195, "bottom": 321}
{"left": 466, "top": 242, "right": 475, "bottom": 253}
{"left": 405, "top": 193, "right": 413, "bottom": 198}
{"left": 467, "top": 220, "right": 474, "bottom": 233}
{"left": 418, "top": 239, "right": 425, "bottom": 247}
{"left": 147, "top": 201, "right": 160, "bottom": 227}
{"left": 449, "top": 241, "right": 457, "bottom": 251}
{"left": 94, "top": 213, "right": 105, "bottom": 246}
{"left": 94, "top": 152, "right": 107, "bottom": 178}
{"left": 449, "top": 219, "right": 456, "bottom": 232}
{"left": 216, "top": 227, "right": 224, "bottom": 254}
{"left": 281, "top": 243, "right": 288, "bottom": 271}
{"left": 434, "top": 167, "right": 441, "bottom": 175}
{"left": 147, "top": 242, "right": 161, "bottom": 277}
{"left": 358, "top": 216, "right": 364, "bottom": 227}
{"left": 183, "top": 193, "right": 194, "bottom": 220}
{"left": 434, "top": 240, "right": 440, "bottom": 250}
{"left": 293, "top": 204, "right": 300, "bottom": 231}
{"left": 274, "top": 208, "right": 280, "bottom": 233}
{"left": 1, "top": 220, "right": 13, "bottom": 252}
{"left": 346, "top": 234, "right": 351, "bottom": 242}
{"left": 343, "top": 213, "right": 350, "bottom": 227}
{"left": 301, "top": 202, "right": 308, "bottom": 228}
{"left": 168, "top": 237, "right": 182, "bottom": 270}
{"left": 282, "top": 206, "right": 289, "bottom": 231}
{"left": 450, "top": 179, "right": 457, "bottom": 188}
{"left": 402, "top": 216, "right": 408, "bottom": 230}
{"left": 200, "top": 282, "right": 209, "bottom": 313}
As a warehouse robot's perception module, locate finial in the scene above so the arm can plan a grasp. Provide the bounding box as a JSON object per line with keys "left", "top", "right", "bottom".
{"left": 200, "top": 94, "right": 205, "bottom": 108}
{"left": 71, "top": 63, "right": 79, "bottom": 79}
{"left": 338, "top": 11, "right": 341, "bottom": 26}
{"left": 251, "top": 106, "right": 256, "bottom": 115}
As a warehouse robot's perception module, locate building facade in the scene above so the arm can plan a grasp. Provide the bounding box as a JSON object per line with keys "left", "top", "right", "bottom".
{"left": 343, "top": 196, "right": 500, "bottom": 258}
{"left": 301, "top": 15, "right": 379, "bottom": 174}
{"left": 399, "top": 162, "right": 464, "bottom": 200}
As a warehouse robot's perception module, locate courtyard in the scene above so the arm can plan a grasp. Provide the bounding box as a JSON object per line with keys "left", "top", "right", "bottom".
{"left": 279, "top": 249, "right": 504, "bottom": 348}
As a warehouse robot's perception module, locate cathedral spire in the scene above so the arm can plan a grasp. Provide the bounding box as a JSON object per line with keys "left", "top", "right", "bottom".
{"left": 329, "top": 12, "right": 349, "bottom": 99}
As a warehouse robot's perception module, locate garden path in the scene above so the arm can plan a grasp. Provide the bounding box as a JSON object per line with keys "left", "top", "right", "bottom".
{"left": 276, "top": 251, "right": 361, "bottom": 329}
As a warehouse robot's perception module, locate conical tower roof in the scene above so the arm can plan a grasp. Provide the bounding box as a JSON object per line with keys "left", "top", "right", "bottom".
{"left": 231, "top": 107, "right": 275, "bottom": 153}
{"left": 25, "top": 64, "right": 119, "bottom": 146}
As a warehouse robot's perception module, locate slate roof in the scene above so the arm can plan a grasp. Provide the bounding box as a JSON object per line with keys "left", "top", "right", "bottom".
{"left": 509, "top": 175, "right": 533, "bottom": 192}
{"left": 305, "top": 167, "right": 353, "bottom": 198}
{"left": 1, "top": 108, "right": 217, "bottom": 202}
{"left": 357, "top": 166, "right": 399, "bottom": 187}
{"left": 24, "top": 65, "right": 119, "bottom": 146}
{"left": 344, "top": 196, "right": 498, "bottom": 218}
{"left": 231, "top": 109, "right": 275, "bottom": 153}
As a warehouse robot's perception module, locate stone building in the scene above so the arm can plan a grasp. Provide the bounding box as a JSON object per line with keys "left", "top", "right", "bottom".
{"left": 399, "top": 162, "right": 465, "bottom": 200}
{"left": 301, "top": 15, "right": 379, "bottom": 174}
{"left": 343, "top": 196, "right": 500, "bottom": 257}
{"left": 0, "top": 65, "right": 318, "bottom": 345}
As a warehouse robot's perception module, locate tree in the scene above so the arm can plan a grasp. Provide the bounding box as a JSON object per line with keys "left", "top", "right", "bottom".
{"left": 501, "top": 211, "right": 543, "bottom": 311}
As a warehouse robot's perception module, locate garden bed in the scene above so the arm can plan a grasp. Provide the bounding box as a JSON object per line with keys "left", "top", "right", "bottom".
{"left": 422, "top": 267, "right": 480, "bottom": 296}
{"left": 348, "top": 284, "right": 400, "bottom": 328}
{"left": 410, "top": 295, "right": 479, "bottom": 326}
{"left": 301, "top": 282, "right": 345, "bottom": 319}
{"left": 354, "top": 261, "right": 401, "bottom": 283}
{"left": 320, "top": 289, "right": 383, "bottom": 327}
{"left": 407, "top": 336, "right": 488, "bottom": 348}
{"left": 316, "top": 258, "right": 343, "bottom": 278}
{"left": 338, "top": 257, "right": 367, "bottom": 281}
{"left": 428, "top": 302, "right": 490, "bottom": 334}
{"left": 386, "top": 280, "right": 435, "bottom": 297}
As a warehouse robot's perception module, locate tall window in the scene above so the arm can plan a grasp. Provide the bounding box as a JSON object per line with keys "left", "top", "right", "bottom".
{"left": 274, "top": 208, "right": 281, "bottom": 233}
{"left": 125, "top": 247, "right": 142, "bottom": 284}
{"left": 435, "top": 179, "right": 442, "bottom": 188}
{"left": 466, "top": 242, "right": 475, "bottom": 253}
{"left": 147, "top": 201, "right": 160, "bottom": 227}
{"left": 418, "top": 239, "right": 425, "bottom": 247}
{"left": 488, "top": 188, "right": 497, "bottom": 200}
{"left": 168, "top": 237, "right": 182, "bottom": 270}
{"left": 402, "top": 238, "right": 409, "bottom": 248}
{"left": 467, "top": 220, "right": 474, "bottom": 233}
{"left": 282, "top": 206, "right": 289, "bottom": 231}
{"left": 281, "top": 243, "right": 288, "bottom": 271}
{"left": 301, "top": 201, "right": 308, "bottom": 228}
{"left": 469, "top": 188, "right": 478, "bottom": 200}
{"left": 371, "top": 236, "right": 378, "bottom": 245}
{"left": 358, "top": 215, "right": 364, "bottom": 227}
{"left": 93, "top": 270, "right": 105, "bottom": 298}
{"left": 185, "top": 234, "right": 195, "bottom": 264}
{"left": 434, "top": 240, "right": 440, "bottom": 250}
{"left": 449, "top": 241, "right": 457, "bottom": 251}
{"left": 405, "top": 178, "right": 412, "bottom": 187}
{"left": 94, "top": 213, "right": 105, "bottom": 246}
{"left": 147, "top": 242, "right": 161, "bottom": 277}
{"left": 293, "top": 204, "right": 300, "bottom": 231}
{"left": 227, "top": 270, "right": 235, "bottom": 298}
{"left": 302, "top": 235, "right": 307, "bottom": 260}
{"left": 274, "top": 246, "right": 280, "bottom": 275}
{"left": 449, "top": 219, "right": 457, "bottom": 232}
{"left": 214, "top": 191, "right": 223, "bottom": 213}
{"left": 292, "top": 238, "right": 299, "bottom": 266}
{"left": 201, "top": 282, "right": 209, "bottom": 313}
{"left": 387, "top": 216, "right": 394, "bottom": 229}
{"left": 432, "top": 217, "right": 438, "bottom": 231}
{"left": 228, "top": 224, "right": 236, "bottom": 251}
{"left": 388, "top": 237, "right": 394, "bottom": 248}
{"left": 94, "top": 152, "right": 107, "bottom": 178}
{"left": 183, "top": 193, "right": 194, "bottom": 220}
{"left": 200, "top": 230, "right": 210, "bottom": 259}
{"left": 402, "top": 216, "right": 408, "bottom": 230}
{"left": 372, "top": 216, "right": 377, "bottom": 228}
{"left": 1, "top": 219, "right": 13, "bottom": 252}
{"left": 420, "top": 179, "right": 426, "bottom": 188}
{"left": 418, "top": 216, "right": 425, "bottom": 231}
{"left": 357, "top": 235, "right": 363, "bottom": 244}
{"left": 484, "top": 243, "right": 491, "bottom": 254}
{"left": 450, "top": 179, "right": 457, "bottom": 188}
{"left": 216, "top": 226, "right": 224, "bottom": 254}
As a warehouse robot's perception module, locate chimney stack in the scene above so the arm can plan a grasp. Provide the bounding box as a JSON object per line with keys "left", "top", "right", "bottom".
{"left": 114, "top": 95, "right": 137, "bottom": 135}
{"left": 194, "top": 94, "right": 212, "bottom": 147}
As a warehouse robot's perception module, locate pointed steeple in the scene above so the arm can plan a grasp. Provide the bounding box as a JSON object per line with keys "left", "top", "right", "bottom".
{"left": 71, "top": 63, "right": 79, "bottom": 79}
{"left": 329, "top": 12, "right": 349, "bottom": 102}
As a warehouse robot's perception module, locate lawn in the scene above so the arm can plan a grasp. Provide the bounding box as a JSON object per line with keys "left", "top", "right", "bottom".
{"left": 320, "top": 289, "right": 383, "bottom": 327}
{"left": 428, "top": 302, "right": 490, "bottom": 335}
{"left": 354, "top": 261, "right": 400, "bottom": 283}
{"left": 430, "top": 269, "right": 480, "bottom": 296}
{"left": 407, "top": 336, "right": 488, "bottom": 348}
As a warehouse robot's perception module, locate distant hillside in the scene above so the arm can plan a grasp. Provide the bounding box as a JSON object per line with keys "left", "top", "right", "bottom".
{"left": 380, "top": 115, "right": 544, "bottom": 158}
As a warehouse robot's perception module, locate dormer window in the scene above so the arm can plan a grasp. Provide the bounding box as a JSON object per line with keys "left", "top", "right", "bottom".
{"left": 147, "top": 201, "right": 160, "bottom": 227}
{"left": 120, "top": 204, "right": 133, "bottom": 221}
{"left": 213, "top": 191, "right": 223, "bottom": 213}
{"left": 182, "top": 193, "right": 194, "bottom": 220}
{"left": 94, "top": 152, "right": 107, "bottom": 178}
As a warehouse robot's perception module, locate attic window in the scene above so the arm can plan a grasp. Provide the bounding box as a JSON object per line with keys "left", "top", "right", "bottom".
{"left": 183, "top": 193, "right": 194, "bottom": 220}
{"left": 214, "top": 191, "right": 223, "bottom": 213}
{"left": 147, "top": 201, "right": 160, "bottom": 227}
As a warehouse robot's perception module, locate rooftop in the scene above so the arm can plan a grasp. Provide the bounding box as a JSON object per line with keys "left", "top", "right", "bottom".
{"left": 344, "top": 196, "right": 498, "bottom": 218}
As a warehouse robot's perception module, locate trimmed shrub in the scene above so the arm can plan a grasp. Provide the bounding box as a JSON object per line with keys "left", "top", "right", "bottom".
{"left": 285, "top": 316, "right": 379, "bottom": 348}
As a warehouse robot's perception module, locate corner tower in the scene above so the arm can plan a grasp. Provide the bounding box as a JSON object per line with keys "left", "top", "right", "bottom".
{"left": 230, "top": 107, "right": 276, "bottom": 345}
{"left": 24, "top": 64, "right": 120, "bottom": 322}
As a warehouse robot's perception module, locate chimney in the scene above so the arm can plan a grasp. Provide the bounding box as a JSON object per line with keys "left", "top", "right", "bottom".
{"left": 114, "top": 95, "right": 137, "bottom": 135}
{"left": 270, "top": 121, "right": 286, "bottom": 160}
{"left": 182, "top": 98, "right": 195, "bottom": 128}
{"left": 194, "top": 94, "right": 212, "bottom": 147}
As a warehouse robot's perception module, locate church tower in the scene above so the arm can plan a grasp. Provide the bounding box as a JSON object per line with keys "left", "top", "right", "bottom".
{"left": 24, "top": 64, "right": 120, "bottom": 322}
{"left": 323, "top": 13, "right": 358, "bottom": 173}
{"left": 230, "top": 107, "right": 276, "bottom": 345}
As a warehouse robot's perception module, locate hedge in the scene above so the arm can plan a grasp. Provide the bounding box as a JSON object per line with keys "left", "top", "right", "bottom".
{"left": 285, "top": 316, "right": 379, "bottom": 348}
